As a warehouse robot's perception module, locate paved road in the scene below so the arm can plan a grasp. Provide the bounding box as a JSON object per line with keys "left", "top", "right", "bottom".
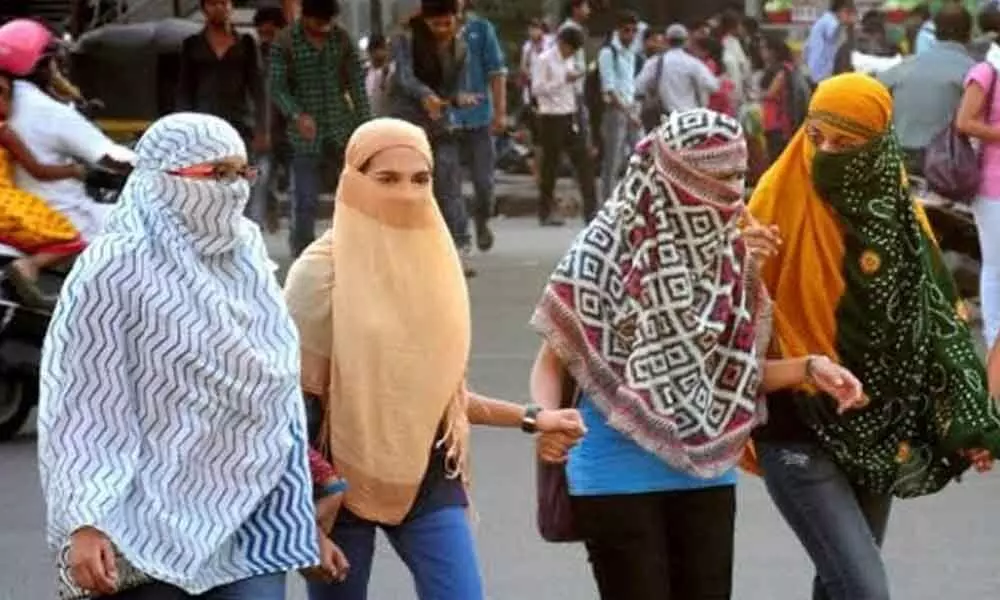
{"left": 2, "top": 218, "right": 1000, "bottom": 600}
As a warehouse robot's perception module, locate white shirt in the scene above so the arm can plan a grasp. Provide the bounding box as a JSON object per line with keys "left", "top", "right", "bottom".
{"left": 520, "top": 37, "right": 553, "bottom": 104}
{"left": 9, "top": 81, "right": 126, "bottom": 241}
{"left": 636, "top": 48, "right": 720, "bottom": 114}
{"left": 559, "top": 19, "right": 587, "bottom": 95}
{"left": 531, "top": 46, "right": 579, "bottom": 115}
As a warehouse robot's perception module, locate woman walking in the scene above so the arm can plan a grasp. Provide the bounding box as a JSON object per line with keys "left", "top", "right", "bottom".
{"left": 747, "top": 73, "right": 1000, "bottom": 600}
{"left": 530, "top": 108, "right": 867, "bottom": 600}
{"left": 38, "top": 113, "right": 319, "bottom": 599}
{"left": 283, "top": 117, "right": 586, "bottom": 600}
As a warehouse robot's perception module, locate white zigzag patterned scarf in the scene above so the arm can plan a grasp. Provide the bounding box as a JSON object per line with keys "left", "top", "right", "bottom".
{"left": 532, "top": 108, "right": 770, "bottom": 478}
{"left": 38, "top": 113, "right": 318, "bottom": 593}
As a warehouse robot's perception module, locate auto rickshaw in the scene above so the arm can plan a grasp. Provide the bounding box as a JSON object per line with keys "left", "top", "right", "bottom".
{"left": 69, "top": 18, "right": 201, "bottom": 142}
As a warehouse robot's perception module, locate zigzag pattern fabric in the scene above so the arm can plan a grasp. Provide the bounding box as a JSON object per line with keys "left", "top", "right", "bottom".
{"left": 533, "top": 109, "right": 769, "bottom": 478}
{"left": 37, "top": 113, "right": 318, "bottom": 593}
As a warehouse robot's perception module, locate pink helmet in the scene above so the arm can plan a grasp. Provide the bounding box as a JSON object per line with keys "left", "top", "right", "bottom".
{"left": 0, "top": 19, "right": 56, "bottom": 77}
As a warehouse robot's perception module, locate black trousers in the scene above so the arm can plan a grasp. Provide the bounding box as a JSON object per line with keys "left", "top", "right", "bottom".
{"left": 572, "top": 486, "right": 736, "bottom": 600}
{"left": 537, "top": 113, "right": 597, "bottom": 222}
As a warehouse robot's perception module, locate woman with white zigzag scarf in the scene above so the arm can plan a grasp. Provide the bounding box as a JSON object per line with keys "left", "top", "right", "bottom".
{"left": 530, "top": 108, "right": 867, "bottom": 600}
{"left": 38, "top": 113, "right": 320, "bottom": 600}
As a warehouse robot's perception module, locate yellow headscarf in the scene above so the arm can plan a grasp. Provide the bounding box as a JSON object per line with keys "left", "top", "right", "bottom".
{"left": 740, "top": 74, "right": 980, "bottom": 490}
{"left": 283, "top": 118, "right": 471, "bottom": 525}
{"left": 740, "top": 74, "right": 911, "bottom": 474}
{"left": 748, "top": 73, "right": 934, "bottom": 363}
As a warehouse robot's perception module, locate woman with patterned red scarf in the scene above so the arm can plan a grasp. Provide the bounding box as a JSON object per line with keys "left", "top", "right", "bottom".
{"left": 529, "top": 108, "right": 868, "bottom": 600}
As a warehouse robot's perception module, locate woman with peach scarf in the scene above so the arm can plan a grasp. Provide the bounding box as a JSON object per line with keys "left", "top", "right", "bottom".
{"left": 746, "top": 73, "right": 1000, "bottom": 600}
{"left": 282, "top": 117, "right": 585, "bottom": 600}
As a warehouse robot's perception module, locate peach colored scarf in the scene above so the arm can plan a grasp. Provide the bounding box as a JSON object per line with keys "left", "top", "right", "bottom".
{"left": 283, "top": 118, "right": 471, "bottom": 524}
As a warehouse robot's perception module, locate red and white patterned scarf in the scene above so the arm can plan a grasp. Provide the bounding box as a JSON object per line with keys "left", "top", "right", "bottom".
{"left": 532, "top": 109, "right": 771, "bottom": 478}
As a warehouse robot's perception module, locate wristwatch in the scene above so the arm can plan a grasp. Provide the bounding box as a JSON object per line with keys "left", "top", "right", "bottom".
{"left": 521, "top": 404, "right": 543, "bottom": 434}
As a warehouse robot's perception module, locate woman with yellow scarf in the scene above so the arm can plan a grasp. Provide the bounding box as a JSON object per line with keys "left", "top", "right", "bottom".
{"left": 747, "top": 72, "right": 1000, "bottom": 599}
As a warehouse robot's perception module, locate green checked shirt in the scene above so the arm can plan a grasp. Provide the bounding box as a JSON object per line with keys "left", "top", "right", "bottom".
{"left": 270, "top": 22, "right": 371, "bottom": 156}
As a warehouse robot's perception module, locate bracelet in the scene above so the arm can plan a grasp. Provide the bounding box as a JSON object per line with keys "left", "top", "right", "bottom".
{"left": 318, "top": 478, "right": 348, "bottom": 498}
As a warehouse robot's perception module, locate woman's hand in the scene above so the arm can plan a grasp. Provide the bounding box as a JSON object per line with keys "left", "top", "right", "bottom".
{"left": 302, "top": 532, "right": 350, "bottom": 583}
{"left": 741, "top": 220, "right": 782, "bottom": 261}
{"left": 67, "top": 526, "right": 117, "bottom": 595}
{"left": 536, "top": 409, "right": 586, "bottom": 439}
{"left": 537, "top": 431, "right": 581, "bottom": 464}
{"left": 807, "top": 356, "right": 867, "bottom": 414}
{"left": 965, "top": 449, "right": 993, "bottom": 473}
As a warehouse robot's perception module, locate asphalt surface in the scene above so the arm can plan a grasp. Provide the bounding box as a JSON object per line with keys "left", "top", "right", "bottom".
{"left": 2, "top": 218, "right": 1000, "bottom": 600}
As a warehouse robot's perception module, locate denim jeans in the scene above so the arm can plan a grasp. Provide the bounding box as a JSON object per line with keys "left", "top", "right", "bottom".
{"left": 972, "top": 197, "right": 1000, "bottom": 346}
{"left": 571, "top": 486, "right": 735, "bottom": 600}
{"left": 757, "top": 442, "right": 892, "bottom": 600}
{"left": 245, "top": 153, "right": 273, "bottom": 228}
{"left": 107, "top": 573, "right": 285, "bottom": 600}
{"left": 599, "top": 108, "right": 638, "bottom": 203}
{"left": 431, "top": 138, "right": 470, "bottom": 249}
{"left": 307, "top": 506, "right": 483, "bottom": 600}
{"left": 456, "top": 127, "right": 495, "bottom": 229}
{"left": 290, "top": 155, "right": 323, "bottom": 258}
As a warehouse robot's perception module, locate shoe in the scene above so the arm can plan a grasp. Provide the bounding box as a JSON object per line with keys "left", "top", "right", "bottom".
{"left": 4, "top": 265, "right": 57, "bottom": 310}
{"left": 475, "top": 221, "right": 495, "bottom": 253}
{"left": 540, "top": 216, "right": 565, "bottom": 227}
{"left": 459, "top": 245, "right": 477, "bottom": 278}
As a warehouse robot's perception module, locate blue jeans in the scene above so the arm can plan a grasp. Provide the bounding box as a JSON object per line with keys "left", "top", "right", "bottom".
{"left": 290, "top": 155, "right": 323, "bottom": 257}
{"left": 757, "top": 442, "right": 892, "bottom": 600}
{"left": 431, "top": 139, "right": 470, "bottom": 249}
{"left": 307, "top": 506, "right": 483, "bottom": 600}
{"left": 107, "top": 573, "right": 285, "bottom": 599}
{"left": 245, "top": 153, "right": 273, "bottom": 228}
{"left": 599, "top": 108, "right": 639, "bottom": 202}
{"left": 456, "top": 127, "right": 495, "bottom": 228}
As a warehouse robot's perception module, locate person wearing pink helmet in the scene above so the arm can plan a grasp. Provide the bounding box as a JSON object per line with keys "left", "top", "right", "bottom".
{"left": 0, "top": 19, "right": 133, "bottom": 244}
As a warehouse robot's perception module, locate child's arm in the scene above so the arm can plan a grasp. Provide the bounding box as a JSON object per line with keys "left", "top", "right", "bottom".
{"left": 0, "top": 126, "right": 84, "bottom": 182}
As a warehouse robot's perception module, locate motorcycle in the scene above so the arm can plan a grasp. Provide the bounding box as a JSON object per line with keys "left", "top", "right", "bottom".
{"left": 911, "top": 176, "right": 981, "bottom": 302}
{"left": 0, "top": 166, "right": 129, "bottom": 441}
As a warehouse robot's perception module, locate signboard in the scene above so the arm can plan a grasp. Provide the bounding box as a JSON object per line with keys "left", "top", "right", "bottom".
{"left": 789, "top": 0, "right": 883, "bottom": 22}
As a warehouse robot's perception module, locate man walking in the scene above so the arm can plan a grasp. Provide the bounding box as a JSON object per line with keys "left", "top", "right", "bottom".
{"left": 453, "top": 0, "right": 507, "bottom": 253}
{"left": 388, "top": 0, "right": 478, "bottom": 276}
{"left": 177, "top": 0, "right": 268, "bottom": 221}
{"left": 597, "top": 10, "right": 640, "bottom": 202}
{"left": 532, "top": 26, "right": 597, "bottom": 226}
{"left": 635, "top": 24, "right": 719, "bottom": 119}
{"left": 253, "top": 5, "right": 288, "bottom": 233}
{"left": 803, "top": 0, "right": 857, "bottom": 86}
{"left": 270, "top": 0, "right": 370, "bottom": 257}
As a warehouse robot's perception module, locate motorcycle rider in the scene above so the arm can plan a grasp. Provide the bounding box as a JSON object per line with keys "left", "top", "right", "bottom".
{"left": 0, "top": 19, "right": 134, "bottom": 244}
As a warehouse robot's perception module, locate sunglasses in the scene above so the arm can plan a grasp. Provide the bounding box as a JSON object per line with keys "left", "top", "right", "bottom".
{"left": 168, "top": 163, "right": 259, "bottom": 183}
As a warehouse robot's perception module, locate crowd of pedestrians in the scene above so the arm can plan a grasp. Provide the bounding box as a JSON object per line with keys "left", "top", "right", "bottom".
{"left": 22, "top": 0, "right": 1000, "bottom": 599}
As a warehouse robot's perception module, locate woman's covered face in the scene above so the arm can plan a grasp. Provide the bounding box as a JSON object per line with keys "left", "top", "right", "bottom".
{"left": 363, "top": 147, "right": 432, "bottom": 191}
{"left": 713, "top": 169, "right": 748, "bottom": 197}
{"left": 805, "top": 118, "right": 870, "bottom": 154}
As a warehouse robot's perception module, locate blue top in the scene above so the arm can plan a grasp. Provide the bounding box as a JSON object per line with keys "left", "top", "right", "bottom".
{"left": 804, "top": 11, "right": 841, "bottom": 83}
{"left": 452, "top": 14, "right": 507, "bottom": 129}
{"left": 597, "top": 35, "right": 638, "bottom": 104}
{"left": 915, "top": 20, "right": 937, "bottom": 55}
{"left": 567, "top": 393, "right": 737, "bottom": 496}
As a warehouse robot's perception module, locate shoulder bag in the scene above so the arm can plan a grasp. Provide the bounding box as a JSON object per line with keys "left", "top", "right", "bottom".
{"left": 923, "top": 64, "right": 997, "bottom": 203}
{"left": 535, "top": 368, "right": 582, "bottom": 543}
